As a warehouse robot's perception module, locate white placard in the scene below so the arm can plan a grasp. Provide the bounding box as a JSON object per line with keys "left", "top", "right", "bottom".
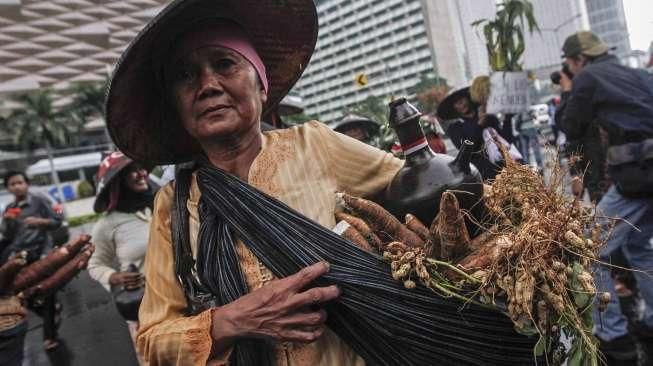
{"left": 486, "top": 71, "right": 529, "bottom": 114}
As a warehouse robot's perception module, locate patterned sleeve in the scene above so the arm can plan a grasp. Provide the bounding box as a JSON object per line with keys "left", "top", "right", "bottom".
{"left": 137, "top": 183, "right": 230, "bottom": 366}
{"left": 311, "top": 121, "right": 403, "bottom": 198}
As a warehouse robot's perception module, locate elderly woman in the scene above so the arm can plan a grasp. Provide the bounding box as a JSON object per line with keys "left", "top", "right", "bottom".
{"left": 106, "top": 1, "right": 402, "bottom": 365}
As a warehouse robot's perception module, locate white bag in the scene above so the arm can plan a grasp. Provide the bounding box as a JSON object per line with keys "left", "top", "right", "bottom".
{"left": 482, "top": 127, "right": 522, "bottom": 164}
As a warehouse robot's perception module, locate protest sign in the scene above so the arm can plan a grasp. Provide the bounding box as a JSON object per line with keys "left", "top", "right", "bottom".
{"left": 487, "top": 72, "right": 529, "bottom": 114}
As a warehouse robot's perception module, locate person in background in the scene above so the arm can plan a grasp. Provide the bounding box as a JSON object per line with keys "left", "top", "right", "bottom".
{"left": 329, "top": 113, "right": 381, "bottom": 146}
{"left": 547, "top": 97, "right": 559, "bottom": 146}
{"left": 555, "top": 35, "right": 611, "bottom": 203}
{"left": 557, "top": 30, "right": 653, "bottom": 365}
{"left": 0, "top": 294, "right": 27, "bottom": 366}
{"left": 0, "top": 171, "right": 62, "bottom": 351}
{"left": 515, "top": 110, "right": 543, "bottom": 173}
{"left": 422, "top": 115, "right": 447, "bottom": 154}
{"left": 0, "top": 242, "right": 93, "bottom": 366}
{"left": 437, "top": 87, "right": 513, "bottom": 180}
{"left": 87, "top": 152, "right": 157, "bottom": 364}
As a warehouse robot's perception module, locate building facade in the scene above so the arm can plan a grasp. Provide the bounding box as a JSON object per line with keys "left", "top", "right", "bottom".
{"left": 447, "top": 0, "right": 496, "bottom": 81}
{"left": 0, "top": 0, "right": 167, "bottom": 98}
{"left": 294, "top": 0, "right": 469, "bottom": 123}
{"left": 585, "top": 0, "right": 630, "bottom": 57}
{"left": 521, "top": 0, "right": 590, "bottom": 77}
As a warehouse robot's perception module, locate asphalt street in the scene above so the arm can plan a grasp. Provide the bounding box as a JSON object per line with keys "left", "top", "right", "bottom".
{"left": 22, "top": 223, "right": 138, "bottom": 366}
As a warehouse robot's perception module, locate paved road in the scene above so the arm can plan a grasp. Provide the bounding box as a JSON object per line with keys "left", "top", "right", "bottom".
{"left": 23, "top": 224, "right": 138, "bottom": 366}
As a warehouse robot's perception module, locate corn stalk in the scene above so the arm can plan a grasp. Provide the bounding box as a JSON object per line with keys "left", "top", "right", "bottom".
{"left": 472, "top": 0, "right": 540, "bottom": 72}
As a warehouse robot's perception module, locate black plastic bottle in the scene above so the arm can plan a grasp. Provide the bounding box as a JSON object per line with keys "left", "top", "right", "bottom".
{"left": 384, "top": 98, "right": 485, "bottom": 233}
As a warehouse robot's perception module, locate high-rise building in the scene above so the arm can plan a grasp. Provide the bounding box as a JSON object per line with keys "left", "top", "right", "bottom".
{"left": 293, "top": 0, "right": 467, "bottom": 123}
{"left": 520, "top": 0, "right": 590, "bottom": 76}
{"left": 0, "top": 0, "right": 167, "bottom": 98}
{"left": 585, "top": 0, "right": 630, "bottom": 57}
{"left": 448, "top": 0, "right": 496, "bottom": 81}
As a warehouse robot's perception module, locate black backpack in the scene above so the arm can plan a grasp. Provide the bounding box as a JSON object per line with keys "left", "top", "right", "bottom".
{"left": 604, "top": 135, "right": 653, "bottom": 198}
{"left": 599, "top": 68, "right": 653, "bottom": 198}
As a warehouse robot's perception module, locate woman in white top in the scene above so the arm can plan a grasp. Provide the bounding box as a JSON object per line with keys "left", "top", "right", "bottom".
{"left": 88, "top": 151, "right": 157, "bottom": 363}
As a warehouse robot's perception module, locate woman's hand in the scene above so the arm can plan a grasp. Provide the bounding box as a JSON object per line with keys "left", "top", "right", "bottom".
{"left": 109, "top": 271, "right": 143, "bottom": 288}
{"left": 210, "top": 262, "right": 339, "bottom": 350}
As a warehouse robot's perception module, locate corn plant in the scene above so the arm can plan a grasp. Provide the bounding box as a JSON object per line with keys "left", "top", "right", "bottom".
{"left": 472, "top": 0, "right": 540, "bottom": 72}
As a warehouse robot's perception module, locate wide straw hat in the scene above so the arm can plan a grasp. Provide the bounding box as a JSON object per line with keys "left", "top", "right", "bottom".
{"left": 106, "top": 0, "right": 318, "bottom": 164}
{"left": 436, "top": 87, "right": 474, "bottom": 121}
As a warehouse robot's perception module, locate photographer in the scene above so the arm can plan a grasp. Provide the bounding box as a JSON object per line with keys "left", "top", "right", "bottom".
{"left": 555, "top": 31, "right": 653, "bottom": 365}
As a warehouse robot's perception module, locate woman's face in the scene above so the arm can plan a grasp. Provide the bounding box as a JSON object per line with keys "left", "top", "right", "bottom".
{"left": 123, "top": 165, "right": 149, "bottom": 193}
{"left": 169, "top": 47, "right": 268, "bottom": 144}
{"left": 453, "top": 96, "right": 471, "bottom": 116}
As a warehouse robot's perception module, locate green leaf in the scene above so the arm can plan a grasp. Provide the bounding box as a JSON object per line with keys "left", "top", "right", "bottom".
{"left": 472, "top": 0, "right": 539, "bottom": 71}
{"left": 567, "top": 340, "right": 583, "bottom": 366}
{"left": 534, "top": 335, "right": 547, "bottom": 356}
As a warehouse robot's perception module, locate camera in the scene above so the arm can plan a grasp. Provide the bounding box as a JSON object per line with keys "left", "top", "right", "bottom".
{"left": 550, "top": 63, "right": 574, "bottom": 85}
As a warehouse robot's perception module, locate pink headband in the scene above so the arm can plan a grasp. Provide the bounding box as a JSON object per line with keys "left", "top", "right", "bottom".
{"left": 174, "top": 22, "right": 269, "bottom": 93}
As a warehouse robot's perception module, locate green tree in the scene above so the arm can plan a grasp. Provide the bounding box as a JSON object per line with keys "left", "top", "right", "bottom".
{"left": 66, "top": 80, "right": 107, "bottom": 121}
{"left": 350, "top": 95, "right": 388, "bottom": 125}
{"left": 409, "top": 74, "right": 448, "bottom": 95}
{"left": 283, "top": 112, "right": 320, "bottom": 126}
{"left": 8, "top": 89, "right": 72, "bottom": 150}
{"left": 410, "top": 74, "right": 450, "bottom": 115}
{"left": 8, "top": 89, "right": 76, "bottom": 208}
{"left": 348, "top": 95, "right": 395, "bottom": 150}
{"left": 61, "top": 80, "right": 110, "bottom": 146}
{"left": 472, "top": 0, "right": 539, "bottom": 72}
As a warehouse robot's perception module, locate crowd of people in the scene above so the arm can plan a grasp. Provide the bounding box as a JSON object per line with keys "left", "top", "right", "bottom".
{"left": 1, "top": 0, "right": 652, "bottom": 365}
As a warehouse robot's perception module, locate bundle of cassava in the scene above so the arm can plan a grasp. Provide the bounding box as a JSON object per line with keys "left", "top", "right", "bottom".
{"left": 0, "top": 235, "right": 94, "bottom": 299}
{"left": 334, "top": 153, "right": 611, "bottom": 366}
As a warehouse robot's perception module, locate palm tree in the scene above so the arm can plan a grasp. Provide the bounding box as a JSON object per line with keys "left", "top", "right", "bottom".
{"left": 64, "top": 80, "right": 111, "bottom": 147}
{"left": 8, "top": 90, "right": 73, "bottom": 150}
{"left": 8, "top": 89, "right": 74, "bottom": 208}
{"left": 472, "top": 0, "right": 539, "bottom": 72}
{"left": 66, "top": 80, "right": 107, "bottom": 120}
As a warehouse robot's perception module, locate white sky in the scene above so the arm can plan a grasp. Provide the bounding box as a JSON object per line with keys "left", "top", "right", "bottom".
{"left": 623, "top": 0, "right": 653, "bottom": 51}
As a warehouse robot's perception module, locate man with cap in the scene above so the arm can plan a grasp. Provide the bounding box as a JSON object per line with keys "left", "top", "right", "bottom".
{"left": 556, "top": 30, "right": 653, "bottom": 365}
{"left": 556, "top": 31, "right": 615, "bottom": 202}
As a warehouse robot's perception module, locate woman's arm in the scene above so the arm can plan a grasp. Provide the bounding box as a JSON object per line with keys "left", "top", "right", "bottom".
{"left": 138, "top": 184, "right": 339, "bottom": 365}
{"left": 87, "top": 218, "right": 118, "bottom": 292}
{"left": 137, "top": 184, "right": 217, "bottom": 365}
{"left": 314, "top": 121, "right": 404, "bottom": 197}
{"left": 37, "top": 195, "right": 62, "bottom": 230}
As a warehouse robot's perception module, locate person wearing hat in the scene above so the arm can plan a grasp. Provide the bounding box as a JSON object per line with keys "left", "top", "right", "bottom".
{"left": 328, "top": 113, "right": 380, "bottom": 145}
{"left": 87, "top": 152, "right": 158, "bottom": 363}
{"left": 556, "top": 30, "right": 616, "bottom": 202}
{"left": 437, "top": 87, "right": 511, "bottom": 180}
{"left": 105, "top": 0, "right": 403, "bottom": 364}
{"left": 556, "top": 30, "right": 653, "bottom": 365}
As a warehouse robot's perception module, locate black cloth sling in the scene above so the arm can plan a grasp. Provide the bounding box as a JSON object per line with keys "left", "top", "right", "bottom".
{"left": 171, "top": 160, "right": 536, "bottom": 366}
